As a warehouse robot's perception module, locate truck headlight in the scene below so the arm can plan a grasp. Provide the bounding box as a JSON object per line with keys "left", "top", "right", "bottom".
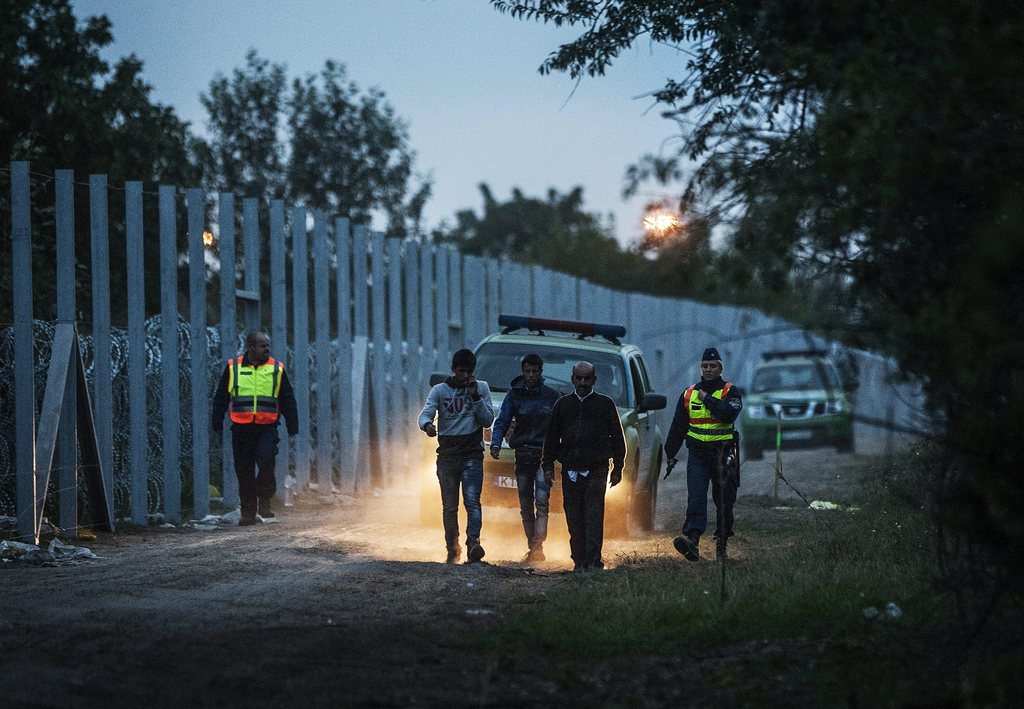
{"left": 825, "top": 400, "right": 845, "bottom": 414}
{"left": 746, "top": 404, "right": 769, "bottom": 420}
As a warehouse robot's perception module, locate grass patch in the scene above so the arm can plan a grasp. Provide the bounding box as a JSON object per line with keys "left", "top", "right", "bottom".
{"left": 490, "top": 497, "right": 941, "bottom": 658}
{"left": 469, "top": 459, "right": 1024, "bottom": 705}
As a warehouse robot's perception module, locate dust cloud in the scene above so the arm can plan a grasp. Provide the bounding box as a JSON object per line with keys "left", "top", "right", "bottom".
{"left": 302, "top": 485, "right": 577, "bottom": 567}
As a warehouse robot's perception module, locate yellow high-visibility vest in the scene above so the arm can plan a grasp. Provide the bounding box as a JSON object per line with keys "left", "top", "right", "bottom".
{"left": 684, "top": 383, "right": 735, "bottom": 443}
{"left": 227, "top": 357, "right": 283, "bottom": 424}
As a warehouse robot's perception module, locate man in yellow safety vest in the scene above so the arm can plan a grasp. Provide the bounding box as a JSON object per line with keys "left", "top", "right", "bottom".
{"left": 663, "top": 347, "right": 743, "bottom": 561}
{"left": 212, "top": 330, "right": 299, "bottom": 525}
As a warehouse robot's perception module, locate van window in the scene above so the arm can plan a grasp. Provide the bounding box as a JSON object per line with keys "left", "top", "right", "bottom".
{"left": 629, "top": 358, "right": 644, "bottom": 407}
{"left": 474, "top": 342, "right": 628, "bottom": 406}
{"left": 752, "top": 363, "right": 841, "bottom": 393}
{"left": 637, "top": 356, "right": 653, "bottom": 392}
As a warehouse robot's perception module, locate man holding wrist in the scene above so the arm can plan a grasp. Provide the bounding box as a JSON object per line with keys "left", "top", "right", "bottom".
{"left": 541, "top": 361, "right": 626, "bottom": 571}
{"left": 490, "top": 353, "right": 561, "bottom": 562}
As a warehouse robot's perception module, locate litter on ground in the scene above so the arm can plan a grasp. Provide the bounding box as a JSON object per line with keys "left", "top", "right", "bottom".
{"left": 809, "top": 500, "right": 842, "bottom": 510}
{"left": 1, "top": 538, "right": 99, "bottom": 567}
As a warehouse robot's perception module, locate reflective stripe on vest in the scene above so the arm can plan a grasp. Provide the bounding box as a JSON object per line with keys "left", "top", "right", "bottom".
{"left": 684, "top": 382, "right": 734, "bottom": 442}
{"left": 227, "top": 356, "right": 283, "bottom": 424}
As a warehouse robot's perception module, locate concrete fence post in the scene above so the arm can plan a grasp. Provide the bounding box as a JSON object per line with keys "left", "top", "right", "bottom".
{"left": 55, "top": 170, "right": 78, "bottom": 529}
{"left": 125, "top": 181, "right": 148, "bottom": 525}
{"left": 187, "top": 188, "right": 209, "bottom": 519}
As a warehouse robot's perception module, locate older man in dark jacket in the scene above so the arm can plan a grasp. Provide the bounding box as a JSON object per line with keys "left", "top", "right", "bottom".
{"left": 542, "top": 361, "right": 626, "bottom": 571}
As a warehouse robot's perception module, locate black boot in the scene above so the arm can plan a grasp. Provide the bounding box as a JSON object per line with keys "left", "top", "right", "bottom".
{"left": 258, "top": 500, "right": 275, "bottom": 520}
{"left": 466, "top": 537, "right": 486, "bottom": 562}
{"left": 673, "top": 534, "right": 701, "bottom": 562}
{"left": 716, "top": 536, "right": 728, "bottom": 560}
{"left": 445, "top": 544, "right": 463, "bottom": 564}
{"left": 525, "top": 544, "right": 545, "bottom": 562}
{"left": 239, "top": 503, "right": 260, "bottom": 526}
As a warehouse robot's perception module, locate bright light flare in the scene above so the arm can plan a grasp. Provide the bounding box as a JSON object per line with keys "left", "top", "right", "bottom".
{"left": 203, "top": 229, "right": 215, "bottom": 248}
{"left": 642, "top": 210, "right": 680, "bottom": 235}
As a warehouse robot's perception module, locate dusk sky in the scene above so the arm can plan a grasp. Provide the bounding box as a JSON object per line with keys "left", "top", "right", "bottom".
{"left": 70, "top": 0, "right": 684, "bottom": 246}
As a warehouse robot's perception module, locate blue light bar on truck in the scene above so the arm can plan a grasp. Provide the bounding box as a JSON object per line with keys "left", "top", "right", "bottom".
{"left": 497, "top": 314, "right": 627, "bottom": 345}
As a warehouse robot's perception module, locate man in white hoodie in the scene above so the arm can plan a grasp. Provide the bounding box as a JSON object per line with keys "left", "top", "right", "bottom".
{"left": 419, "top": 348, "right": 495, "bottom": 563}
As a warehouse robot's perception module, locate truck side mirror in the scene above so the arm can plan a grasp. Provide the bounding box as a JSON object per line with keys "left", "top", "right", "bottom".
{"left": 640, "top": 393, "right": 667, "bottom": 412}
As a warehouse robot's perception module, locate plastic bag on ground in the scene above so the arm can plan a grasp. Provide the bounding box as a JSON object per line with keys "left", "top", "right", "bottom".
{"left": 1, "top": 538, "right": 97, "bottom": 566}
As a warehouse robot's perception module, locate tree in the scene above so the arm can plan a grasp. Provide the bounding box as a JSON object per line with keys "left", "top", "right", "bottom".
{"left": 434, "top": 183, "right": 729, "bottom": 299}
{"left": 1, "top": 0, "right": 202, "bottom": 323}
{"left": 494, "top": 1, "right": 1024, "bottom": 587}
{"left": 437, "top": 184, "right": 630, "bottom": 285}
{"left": 199, "top": 53, "right": 431, "bottom": 238}
{"left": 288, "top": 60, "right": 431, "bottom": 238}
{"left": 198, "top": 49, "right": 288, "bottom": 201}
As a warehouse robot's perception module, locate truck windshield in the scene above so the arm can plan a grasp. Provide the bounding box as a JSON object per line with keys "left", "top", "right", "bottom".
{"left": 752, "top": 363, "right": 841, "bottom": 393}
{"left": 474, "top": 342, "right": 628, "bottom": 406}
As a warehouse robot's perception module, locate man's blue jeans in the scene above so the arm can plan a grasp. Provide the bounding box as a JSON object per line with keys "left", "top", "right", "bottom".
{"left": 436, "top": 456, "right": 483, "bottom": 548}
{"left": 515, "top": 455, "right": 551, "bottom": 549}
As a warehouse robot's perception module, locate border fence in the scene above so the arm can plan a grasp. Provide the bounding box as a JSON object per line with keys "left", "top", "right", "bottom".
{"left": 1, "top": 161, "right": 932, "bottom": 540}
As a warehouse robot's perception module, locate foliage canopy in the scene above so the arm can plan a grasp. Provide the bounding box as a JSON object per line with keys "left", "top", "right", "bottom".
{"left": 0, "top": 0, "right": 201, "bottom": 322}
{"left": 435, "top": 183, "right": 721, "bottom": 299}
{"left": 494, "top": 0, "right": 1024, "bottom": 585}
{"left": 197, "top": 51, "right": 431, "bottom": 239}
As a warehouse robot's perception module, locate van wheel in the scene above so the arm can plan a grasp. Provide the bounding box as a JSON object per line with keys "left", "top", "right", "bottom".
{"left": 631, "top": 486, "right": 656, "bottom": 532}
{"left": 631, "top": 452, "right": 660, "bottom": 532}
{"left": 604, "top": 490, "right": 631, "bottom": 539}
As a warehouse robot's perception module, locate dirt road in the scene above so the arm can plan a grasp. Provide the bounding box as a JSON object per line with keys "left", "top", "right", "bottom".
{"left": 1, "top": 448, "right": 875, "bottom": 707}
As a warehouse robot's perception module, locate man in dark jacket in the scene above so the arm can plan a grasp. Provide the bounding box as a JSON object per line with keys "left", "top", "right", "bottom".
{"left": 664, "top": 347, "right": 743, "bottom": 560}
{"left": 542, "top": 361, "right": 626, "bottom": 571}
{"left": 490, "top": 353, "right": 561, "bottom": 562}
{"left": 211, "top": 330, "right": 299, "bottom": 526}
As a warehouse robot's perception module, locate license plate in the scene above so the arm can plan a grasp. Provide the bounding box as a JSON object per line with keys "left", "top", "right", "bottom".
{"left": 781, "top": 430, "right": 813, "bottom": 441}
{"left": 493, "top": 475, "right": 517, "bottom": 489}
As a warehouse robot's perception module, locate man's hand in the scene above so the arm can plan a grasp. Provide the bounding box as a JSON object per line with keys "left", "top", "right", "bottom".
{"left": 664, "top": 457, "right": 678, "bottom": 480}
{"left": 610, "top": 466, "right": 622, "bottom": 487}
{"left": 423, "top": 422, "right": 437, "bottom": 437}
{"left": 489, "top": 446, "right": 501, "bottom": 460}
{"left": 543, "top": 468, "right": 554, "bottom": 486}
{"left": 466, "top": 374, "right": 479, "bottom": 396}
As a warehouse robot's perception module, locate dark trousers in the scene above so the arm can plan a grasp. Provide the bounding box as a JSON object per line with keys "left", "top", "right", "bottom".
{"left": 515, "top": 448, "right": 550, "bottom": 549}
{"left": 231, "top": 424, "right": 280, "bottom": 517}
{"left": 683, "top": 444, "right": 738, "bottom": 539}
{"left": 562, "top": 468, "right": 607, "bottom": 569}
